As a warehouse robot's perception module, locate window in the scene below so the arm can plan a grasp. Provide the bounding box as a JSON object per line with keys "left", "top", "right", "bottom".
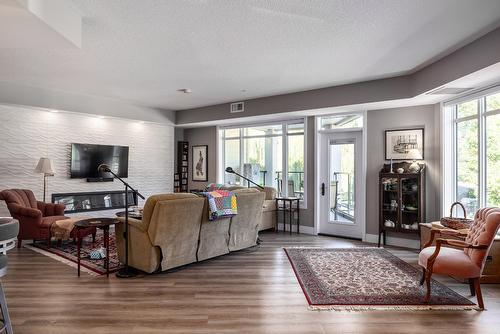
{"left": 320, "top": 114, "right": 363, "bottom": 130}
{"left": 219, "top": 119, "right": 306, "bottom": 204}
{"left": 446, "top": 88, "right": 500, "bottom": 217}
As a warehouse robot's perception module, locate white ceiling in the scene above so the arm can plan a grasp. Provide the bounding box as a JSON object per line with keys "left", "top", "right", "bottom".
{"left": 1, "top": 0, "right": 500, "bottom": 111}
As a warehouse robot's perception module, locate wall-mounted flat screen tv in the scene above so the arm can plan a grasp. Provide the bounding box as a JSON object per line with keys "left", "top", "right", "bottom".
{"left": 70, "top": 143, "right": 129, "bottom": 179}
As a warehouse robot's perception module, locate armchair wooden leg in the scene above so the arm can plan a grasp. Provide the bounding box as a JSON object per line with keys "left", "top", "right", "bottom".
{"left": 424, "top": 270, "right": 432, "bottom": 303}
{"left": 419, "top": 268, "right": 426, "bottom": 286}
{"left": 17, "top": 238, "right": 22, "bottom": 248}
{"left": 469, "top": 278, "right": 475, "bottom": 296}
{"left": 472, "top": 278, "right": 484, "bottom": 310}
{"left": 92, "top": 230, "right": 96, "bottom": 244}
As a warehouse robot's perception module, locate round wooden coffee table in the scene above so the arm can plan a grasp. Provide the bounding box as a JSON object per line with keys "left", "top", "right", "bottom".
{"left": 74, "top": 218, "right": 119, "bottom": 277}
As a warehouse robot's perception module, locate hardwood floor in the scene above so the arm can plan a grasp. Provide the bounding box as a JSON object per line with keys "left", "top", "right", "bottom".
{"left": 4, "top": 231, "right": 500, "bottom": 334}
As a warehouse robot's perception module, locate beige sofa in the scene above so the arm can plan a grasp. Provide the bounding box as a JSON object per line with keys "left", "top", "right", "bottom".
{"left": 116, "top": 189, "right": 265, "bottom": 273}
{"left": 224, "top": 185, "right": 277, "bottom": 231}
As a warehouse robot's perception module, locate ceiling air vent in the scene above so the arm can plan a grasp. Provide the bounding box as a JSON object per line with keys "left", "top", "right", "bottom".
{"left": 230, "top": 102, "right": 244, "bottom": 113}
{"left": 426, "top": 87, "right": 474, "bottom": 95}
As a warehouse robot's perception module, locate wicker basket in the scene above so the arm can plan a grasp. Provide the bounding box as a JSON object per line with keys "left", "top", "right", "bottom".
{"left": 440, "top": 202, "right": 474, "bottom": 230}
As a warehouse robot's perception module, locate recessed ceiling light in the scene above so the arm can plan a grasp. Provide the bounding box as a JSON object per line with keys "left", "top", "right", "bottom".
{"left": 139, "top": 121, "right": 145, "bottom": 124}
{"left": 177, "top": 88, "right": 192, "bottom": 94}
{"left": 49, "top": 109, "right": 59, "bottom": 113}
{"left": 97, "top": 115, "right": 105, "bottom": 119}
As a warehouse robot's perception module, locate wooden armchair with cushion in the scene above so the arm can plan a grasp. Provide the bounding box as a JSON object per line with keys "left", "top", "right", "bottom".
{"left": 418, "top": 207, "right": 500, "bottom": 309}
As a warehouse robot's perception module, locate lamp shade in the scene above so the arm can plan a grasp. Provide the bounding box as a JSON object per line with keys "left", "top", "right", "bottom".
{"left": 34, "top": 158, "right": 54, "bottom": 175}
{"left": 406, "top": 149, "right": 422, "bottom": 160}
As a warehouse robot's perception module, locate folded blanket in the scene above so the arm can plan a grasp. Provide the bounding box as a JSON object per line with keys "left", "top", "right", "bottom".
{"left": 201, "top": 190, "right": 237, "bottom": 221}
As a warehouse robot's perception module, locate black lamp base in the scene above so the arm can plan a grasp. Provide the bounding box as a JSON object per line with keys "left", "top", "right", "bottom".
{"left": 115, "top": 266, "right": 138, "bottom": 278}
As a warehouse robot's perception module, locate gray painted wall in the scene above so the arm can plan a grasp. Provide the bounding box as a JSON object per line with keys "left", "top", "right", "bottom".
{"left": 183, "top": 127, "right": 217, "bottom": 190}
{"left": 365, "top": 104, "right": 441, "bottom": 237}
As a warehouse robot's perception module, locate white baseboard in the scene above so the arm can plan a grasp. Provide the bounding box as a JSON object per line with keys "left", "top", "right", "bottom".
{"left": 364, "top": 233, "right": 420, "bottom": 250}
{"left": 276, "top": 223, "right": 315, "bottom": 235}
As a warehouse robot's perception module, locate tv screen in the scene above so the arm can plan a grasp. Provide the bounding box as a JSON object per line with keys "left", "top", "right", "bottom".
{"left": 70, "top": 143, "right": 129, "bottom": 179}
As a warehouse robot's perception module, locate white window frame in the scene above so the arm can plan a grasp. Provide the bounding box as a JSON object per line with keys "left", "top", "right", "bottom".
{"left": 217, "top": 118, "right": 308, "bottom": 209}
{"left": 442, "top": 84, "right": 500, "bottom": 215}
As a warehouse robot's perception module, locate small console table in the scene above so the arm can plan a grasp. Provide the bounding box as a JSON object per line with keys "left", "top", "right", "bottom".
{"left": 275, "top": 197, "right": 300, "bottom": 234}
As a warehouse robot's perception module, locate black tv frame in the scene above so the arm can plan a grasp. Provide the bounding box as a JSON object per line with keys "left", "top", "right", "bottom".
{"left": 70, "top": 143, "right": 129, "bottom": 180}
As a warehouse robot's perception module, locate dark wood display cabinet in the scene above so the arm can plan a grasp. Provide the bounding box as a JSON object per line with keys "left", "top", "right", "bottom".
{"left": 378, "top": 162, "right": 425, "bottom": 247}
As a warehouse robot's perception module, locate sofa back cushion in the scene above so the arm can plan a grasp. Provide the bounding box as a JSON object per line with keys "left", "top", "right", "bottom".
{"left": 147, "top": 195, "right": 205, "bottom": 270}
{"left": 142, "top": 193, "right": 198, "bottom": 229}
{"left": 228, "top": 189, "right": 265, "bottom": 251}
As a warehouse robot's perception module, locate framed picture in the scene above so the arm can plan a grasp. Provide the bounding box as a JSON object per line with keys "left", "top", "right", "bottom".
{"left": 385, "top": 128, "right": 424, "bottom": 160}
{"left": 192, "top": 145, "right": 208, "bottom": 181}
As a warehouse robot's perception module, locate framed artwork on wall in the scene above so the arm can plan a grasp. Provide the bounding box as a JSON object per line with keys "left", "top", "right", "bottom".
{"left": 385, "top": 128, "right": 424, "bottom": 160}
{"left": 192, "top": 145, "right": 208, "bottom": 181}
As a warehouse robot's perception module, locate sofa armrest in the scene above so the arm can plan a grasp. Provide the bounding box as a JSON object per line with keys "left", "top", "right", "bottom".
{"left": 8, "top": 203, "right": 42, "bottom": 219}
{"left": 117, "top": 217, "right": 147, "bottom": 233}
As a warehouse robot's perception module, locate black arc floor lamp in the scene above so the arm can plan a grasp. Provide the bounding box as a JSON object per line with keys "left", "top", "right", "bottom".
{"left": 97, "top": 164, "right": 145, "bottom": 278}
{"left": 225, "top": 167, "right": 264, "bottom": 189}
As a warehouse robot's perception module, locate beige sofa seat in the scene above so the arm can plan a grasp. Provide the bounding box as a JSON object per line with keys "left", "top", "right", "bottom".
{"left": 228, "top": 188, "right": 266, "bottom": 251}
{"left": 197, "top": 200, "right": 231, "bottom": 261}
{"left": 116, "top": 193, "right": 204, "bottom": 273}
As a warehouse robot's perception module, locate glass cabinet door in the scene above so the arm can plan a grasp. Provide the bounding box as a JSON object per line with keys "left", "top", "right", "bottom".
{"left": 381, "top": 177, "right": 399, "bottom": 230}
{"left": 400, "top": 177, "right": 419, "bottom": 231}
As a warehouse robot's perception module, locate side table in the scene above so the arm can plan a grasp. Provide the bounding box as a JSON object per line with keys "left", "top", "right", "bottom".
{"left": 74, "top": 218, "right": 119, "bottom": 277}
{"left": 275, "top": 197, "right": 300, "bottom": 234}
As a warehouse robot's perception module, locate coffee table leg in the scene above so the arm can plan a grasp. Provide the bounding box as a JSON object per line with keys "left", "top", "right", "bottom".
{"left": 104, "top": 227, "right": 110, "bottom": 277}
{"left": 77, "top": 229, "right": 81, "bottom": 277}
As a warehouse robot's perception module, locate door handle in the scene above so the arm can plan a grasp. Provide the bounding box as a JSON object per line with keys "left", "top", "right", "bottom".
{"left": 321, "top": 183, "right": 325, "bottom": 196}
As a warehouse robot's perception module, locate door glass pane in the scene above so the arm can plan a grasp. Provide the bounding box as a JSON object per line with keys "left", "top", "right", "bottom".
{"left": 457, "top": 99, "right": 478, "bottom": 118}
{"left": 486, "top": 92, "right": 500, "bottom": 112}
{"left": 329, "top": 142, "right": 354, "bottom": 222}
{"left": 224, "top": 139, "right": 240, "bottom": 184}
{"left": 456, "top": 119, "right": 479, "bottom": 217}
{"left": 487, "top": 114, "right": 500, "bottom": 207}
{"left": 287, "top": 134, "right": 304, "bottom": 198}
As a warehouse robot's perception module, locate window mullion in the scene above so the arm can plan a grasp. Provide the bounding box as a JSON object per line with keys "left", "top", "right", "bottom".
{"left": 479, "top": 97, "right": 487, "bottom": 208}
{"left": 282, "top": 123, "right": 288, "bottom": 197}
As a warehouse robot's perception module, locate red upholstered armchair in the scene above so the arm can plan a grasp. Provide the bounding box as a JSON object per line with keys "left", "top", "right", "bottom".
{"left": 0, "top": 189, "right": 67, "bottom": 248}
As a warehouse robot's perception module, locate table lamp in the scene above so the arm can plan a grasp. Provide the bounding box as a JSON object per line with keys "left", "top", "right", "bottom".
{"left": 407, "top": 149, "right": 422, "bottom": 173}
{"left": 34, "top": 157, "right": 54, "bottom": 202}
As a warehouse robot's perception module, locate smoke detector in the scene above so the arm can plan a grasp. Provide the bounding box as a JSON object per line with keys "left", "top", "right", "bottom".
{"left": 177, "top": 88, "right": 192, "bottom": 94}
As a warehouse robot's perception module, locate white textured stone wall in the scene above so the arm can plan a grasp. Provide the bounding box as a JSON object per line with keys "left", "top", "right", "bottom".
{"left": 0, "top": 104, "right": 174, "bottom": 217}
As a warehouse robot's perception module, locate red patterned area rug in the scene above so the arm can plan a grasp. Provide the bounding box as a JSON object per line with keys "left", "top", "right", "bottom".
{"left": 25, "top": 231, "right": 123, "bottom": 276}
{"left": 284, "top": 248, "right": 476, "bottom": 311}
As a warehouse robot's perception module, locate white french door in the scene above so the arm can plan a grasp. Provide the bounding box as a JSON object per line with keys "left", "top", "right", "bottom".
{"left": 318, "top": 130, "right": 363, "bottom": 239}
